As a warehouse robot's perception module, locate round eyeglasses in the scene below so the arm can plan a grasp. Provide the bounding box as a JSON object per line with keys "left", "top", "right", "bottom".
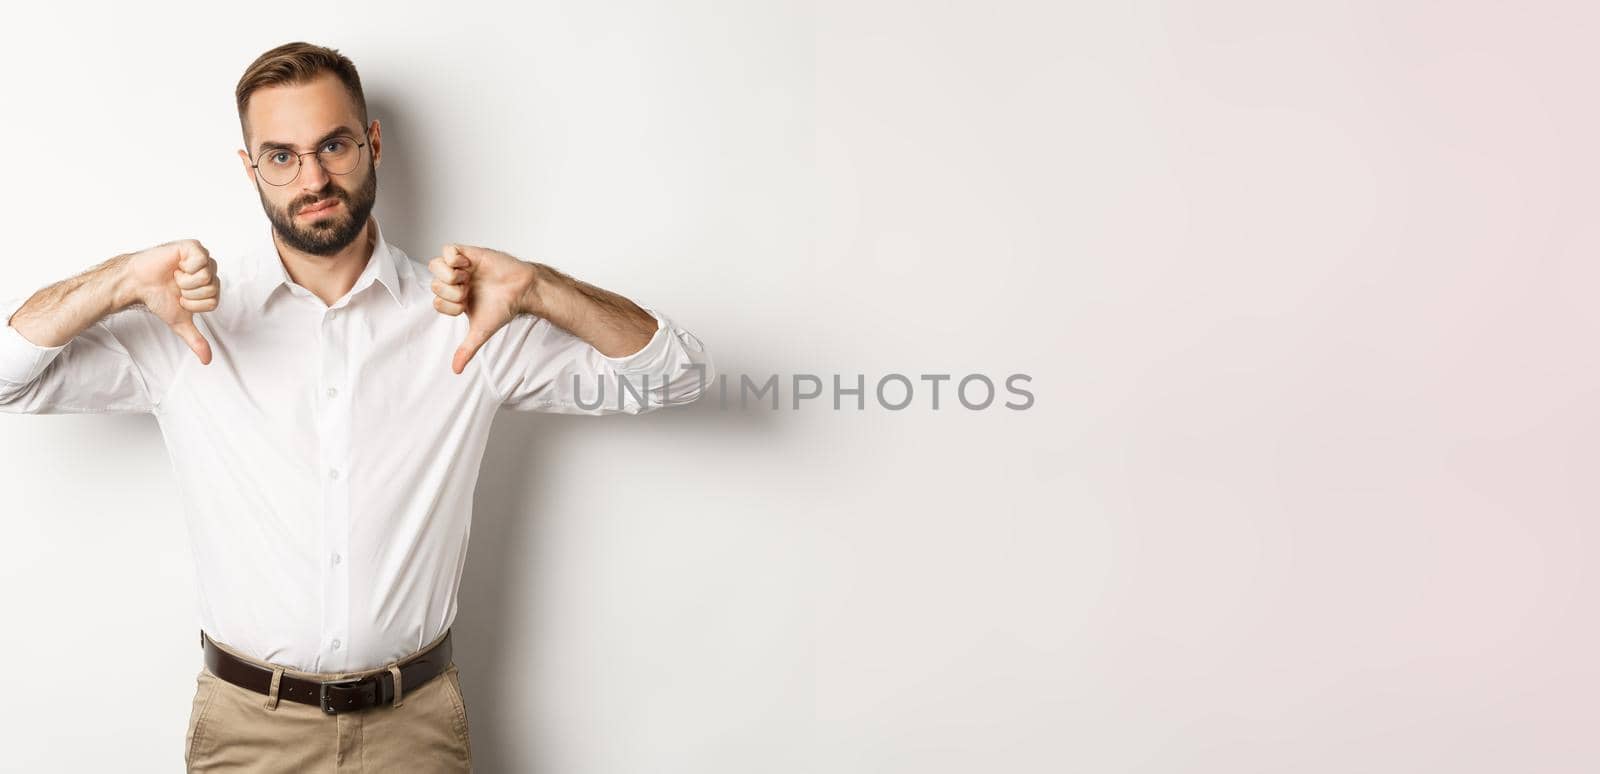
{"left": 252, "top": 133, "right": 367, "bottom": 186}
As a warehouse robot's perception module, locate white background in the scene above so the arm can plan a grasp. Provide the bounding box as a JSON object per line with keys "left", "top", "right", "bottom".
{"left": 2, "top": 1, "right": 1596, "bottom": 772}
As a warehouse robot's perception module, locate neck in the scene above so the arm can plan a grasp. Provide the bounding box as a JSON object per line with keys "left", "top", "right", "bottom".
{"left": 273, "top": 217, "right": 376, "bottom": 307}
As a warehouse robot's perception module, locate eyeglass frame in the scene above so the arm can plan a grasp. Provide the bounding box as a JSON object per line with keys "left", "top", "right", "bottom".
{"left": 249, "top": 127, "right": 371, "bottom": 187}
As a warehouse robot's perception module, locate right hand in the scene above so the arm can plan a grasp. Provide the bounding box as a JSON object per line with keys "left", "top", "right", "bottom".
{"left": 124, "top": 239, "right": 219, "bottom": 365}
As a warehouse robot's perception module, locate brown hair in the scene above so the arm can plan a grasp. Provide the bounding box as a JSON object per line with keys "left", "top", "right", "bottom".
{"left": 235, "top": 41, "right": 368, "bottom": 148}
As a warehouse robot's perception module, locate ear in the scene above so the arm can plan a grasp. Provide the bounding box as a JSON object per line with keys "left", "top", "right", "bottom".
{"left": 368, "top": 119, "right": 382, "bottom": 170}
{"left": 237, "top": 149, "right": 254, "bottom": 184}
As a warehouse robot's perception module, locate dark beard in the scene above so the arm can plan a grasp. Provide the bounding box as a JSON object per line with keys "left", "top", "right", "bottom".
{"left": 260, "top": 160, "right": 378, "bottom": 256}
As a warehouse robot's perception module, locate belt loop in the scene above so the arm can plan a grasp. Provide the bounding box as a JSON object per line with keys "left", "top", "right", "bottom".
{"left": 387, "top": 664, "right": 404, "bottom": 708}
{"left": 264, "top": 667, "right": 284, "bottom": 711}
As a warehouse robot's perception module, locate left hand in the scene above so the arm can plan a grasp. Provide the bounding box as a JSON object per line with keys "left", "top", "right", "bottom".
{"left": 429, "top": 243, "right": 534, "bottom": 374}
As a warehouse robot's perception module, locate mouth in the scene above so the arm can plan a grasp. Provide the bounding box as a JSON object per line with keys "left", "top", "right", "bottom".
{"left": 298, "top": 199, "right": 342, "bottom": 218}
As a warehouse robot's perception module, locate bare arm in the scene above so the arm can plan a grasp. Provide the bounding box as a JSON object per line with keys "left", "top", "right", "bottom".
{"left": 515, "top": 262, "right": 659, "bottom": 358}
{"left": 6, "top": 253, "right": 138, "bottom": 349}
{"left": 434, "top": 243, "right": 711, "bottom": 414}
{"left": 7, "top": 240, "right": 220, "bottom": 363}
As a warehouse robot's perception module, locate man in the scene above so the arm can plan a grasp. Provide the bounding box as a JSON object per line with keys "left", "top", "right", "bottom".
{"left": 0, "top": 41, "right": 712, "bottom": 772}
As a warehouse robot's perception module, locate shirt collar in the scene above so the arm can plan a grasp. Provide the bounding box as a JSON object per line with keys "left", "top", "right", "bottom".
{"left": 247, "top": 217, "right": 408, "bottom": 312}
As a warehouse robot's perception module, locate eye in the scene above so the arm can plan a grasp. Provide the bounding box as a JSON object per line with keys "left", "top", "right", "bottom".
{"left": 269, "top": 151, "right": 291, "bottom": 165}
{"left": 323, "top": 139, "right": 346, "bottom": 152}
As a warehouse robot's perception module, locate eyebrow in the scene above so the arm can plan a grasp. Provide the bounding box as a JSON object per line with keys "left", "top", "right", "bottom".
{"left": 256, "top": 127, "right": 360, "bottom": 156}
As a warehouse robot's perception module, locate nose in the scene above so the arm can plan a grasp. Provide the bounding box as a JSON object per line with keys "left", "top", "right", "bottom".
{"left": 297, "top": 152, "right": 331, "bottom": 191}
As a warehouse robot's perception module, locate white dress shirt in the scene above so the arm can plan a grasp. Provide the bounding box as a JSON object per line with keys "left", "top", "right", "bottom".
{"left": 0, "top": 218, "right": 712, "bottom": 672}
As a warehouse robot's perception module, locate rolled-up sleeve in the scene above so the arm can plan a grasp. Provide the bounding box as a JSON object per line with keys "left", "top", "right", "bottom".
{"left": 0, "top": 294, "right": 160, "bottom": 415}
{"left": 479, "top": 304, "right": 714, "bottom": 415}
{"left": 0, "top": 295, "right": 69, "bottom": 388}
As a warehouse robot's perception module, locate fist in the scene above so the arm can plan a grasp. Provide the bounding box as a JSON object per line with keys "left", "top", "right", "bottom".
{"left": 125, "top": 239, "right": 218, "bottom": 365}
{"left": 429, "top": 243, "right": 533, "bottom": 375}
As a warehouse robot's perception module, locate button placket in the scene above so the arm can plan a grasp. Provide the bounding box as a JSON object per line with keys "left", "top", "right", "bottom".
{"left": 319, "top": 306, "right": 352, "bottom": 671}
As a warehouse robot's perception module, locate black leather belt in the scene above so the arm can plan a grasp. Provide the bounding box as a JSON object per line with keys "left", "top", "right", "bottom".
{"left": 200, "top": 628, "right": 452, "bottom": 715}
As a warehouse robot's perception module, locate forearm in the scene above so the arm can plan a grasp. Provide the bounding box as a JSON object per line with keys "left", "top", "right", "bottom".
{"left": 7, "top": 253, "right": 137, "bottom": 349}
{"left": 514, "top": 261, "right": 658, "bottom": 358}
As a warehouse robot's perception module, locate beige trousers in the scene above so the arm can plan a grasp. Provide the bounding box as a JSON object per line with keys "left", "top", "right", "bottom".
{"left": 184, "top": 630, "right": 472, "bottom": 773}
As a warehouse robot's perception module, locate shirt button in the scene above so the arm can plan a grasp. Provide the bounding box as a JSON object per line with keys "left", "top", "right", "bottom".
{"left": 326, "top": 387, "right": 338, "bottom": 398}
{"left": 331, "top": 552, "right": 342, "bottom": 565}
{"left": 331, "top": 638, "right": 342, "bottom": 650}
{"left": 329, "top": 467, "right": 340, "bottom": 480}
